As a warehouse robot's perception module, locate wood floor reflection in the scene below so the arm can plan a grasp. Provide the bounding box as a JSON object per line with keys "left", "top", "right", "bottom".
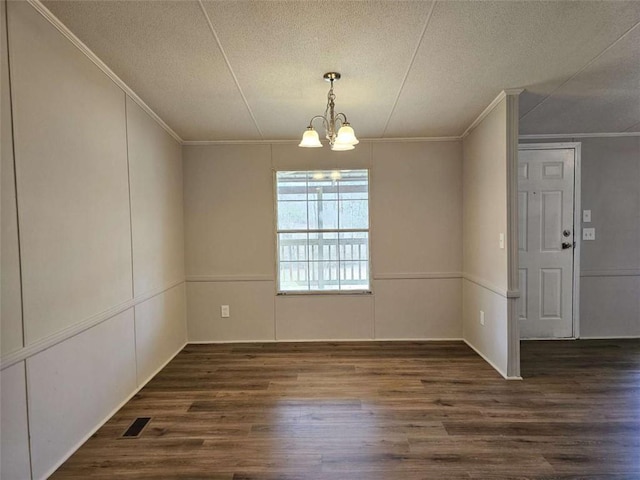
{"left": 51, "top": 339, "right": 640, "bottom": 479}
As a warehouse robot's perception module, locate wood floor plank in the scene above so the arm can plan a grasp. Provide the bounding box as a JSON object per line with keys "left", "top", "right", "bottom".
{"left": 51, "top": 339, "right": 640, "bottom": 478}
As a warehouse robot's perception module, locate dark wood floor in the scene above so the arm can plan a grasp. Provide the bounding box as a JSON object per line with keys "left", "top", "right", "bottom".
{"left": 52, "top": 339, "right": 640, "bottom": 479}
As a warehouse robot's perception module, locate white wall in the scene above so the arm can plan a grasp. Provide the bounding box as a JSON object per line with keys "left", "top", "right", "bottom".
{"left": 520, "top": 136, "right": 640, "bottom": 338}
{"left": 184, "top": 141, "right": 463, "bottom": 342}
{"left": 578, "top": 136, "right": 639, "bottom": 337}
{"left": 1, "top": 0, "right": 23, "bottom": 356}
{"left": 0, "top": 363, "right": 31, "bottom": 480}
{"left": 462, "top": 94, "right": 520, "bottom": 378}
{"left": 0, "top": 2, "right": 186, "bottom": 478}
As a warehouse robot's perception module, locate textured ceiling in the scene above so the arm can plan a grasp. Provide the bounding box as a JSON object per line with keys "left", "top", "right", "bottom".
{"left": 42, "top": 0, "right": 640, "bottom": 141}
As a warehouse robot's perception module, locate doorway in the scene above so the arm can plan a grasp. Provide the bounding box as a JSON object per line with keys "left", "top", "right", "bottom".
{"left": 518, "top": 143, "right": 581, "bottom": 339}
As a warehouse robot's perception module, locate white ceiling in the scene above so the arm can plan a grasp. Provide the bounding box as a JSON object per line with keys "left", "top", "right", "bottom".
{"left": 42, "top": 0, "right": 640, "bottom": 141}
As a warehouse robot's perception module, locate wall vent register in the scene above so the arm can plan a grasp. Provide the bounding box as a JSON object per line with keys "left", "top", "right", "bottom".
{"left": 275, "top": 170, "right": 370, "bottom": 293}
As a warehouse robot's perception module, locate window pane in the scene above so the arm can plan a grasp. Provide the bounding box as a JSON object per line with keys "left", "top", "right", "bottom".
{"left": 279, "top": 261, "right": 309, "bottom": 291}
{"left": 340, "top": 199, "right": 369, "bottom": 229}
{"left": 278, "top": 201, "right": 308, "bottom": 230}
{"left": 308, "top": 232, "right": 338, "bottom": 262}
{"left": 276, "top": 171, "right": 308, "bottom": 201}
{"left": 339, "top": 170, "right": 369, "bottom": 200}
{"left": 308, "top": 200, "right": 338, "bottom": 230}
{"left": 308, "top": 172, "right": 339, "bottom": 200}
{"left": 278, "top": 233, "right": 308, "bottom": 262}
{"left": 340, "top": 261, "right": 369, "bottom": 290}
{"left": 309, "top": 261, "right": 340, "bottom": 291}
{"left": 339, "top": 232, "right": 368, "bottom": 261}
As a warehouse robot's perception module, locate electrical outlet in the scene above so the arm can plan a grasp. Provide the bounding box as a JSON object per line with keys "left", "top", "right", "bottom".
{"left": 221, "top": 305, "right": 230, "bottom": 318}
{"left": 583, "top": 228, "right": 595, "bottom": 241}
{"left": 480, "top": 310, "right": 485, "bottom": 326}
{"left": 583, "top": 210, "right": 591, "bottom": 223}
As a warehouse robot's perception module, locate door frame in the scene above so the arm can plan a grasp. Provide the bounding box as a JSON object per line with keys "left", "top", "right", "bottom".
{"left": 518, "top": 142, "right": 582, "bottom": 339}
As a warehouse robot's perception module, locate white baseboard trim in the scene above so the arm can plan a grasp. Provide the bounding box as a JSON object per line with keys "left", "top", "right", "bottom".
{"left": 1, "top": 280, "right": 185, "bottom": 370}
{"left": 521, "top": 337, "right": 576, "bottom": 341}
{"left": 187, "top": 338, "right": 464, "bottom": 344}
{"left": 579, "top": 335, "right": 640, "bottom": 340}
{"left": 519, "top": 132, "right": 640, "bottom": 139}
{"left": 38, "top": 341, "right": 187, "bottom": 480}
{"left": 463, "top": 339, "right": 521, "bottom": 380}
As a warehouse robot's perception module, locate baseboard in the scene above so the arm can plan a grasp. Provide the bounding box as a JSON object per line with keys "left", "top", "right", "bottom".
{"left": 463, "top": 339, "right": 521, "bottom": 380}
{"left": 579, "top": 335, "right": 640, "bottom": 340}
{"left": 188, "top": 337, "right": 464, "bottom": 344}
{"left": 521, "top": 337, "right": 577, "bottom": 341}
{"left": 38, "top": 341, "right": 187, "bottom": 480}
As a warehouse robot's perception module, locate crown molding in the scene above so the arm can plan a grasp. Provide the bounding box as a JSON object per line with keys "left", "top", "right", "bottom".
{"left": 461, "top": 89, "right": 524, "bottom": 139}
{"left": 182, "top": 136, "right": 462, "bottom": 146}
{"left": 25, "top": 0, "right": 183, "bottom": 144}
{"left": 519, "top": 132, "right": 640, "bottom": 140}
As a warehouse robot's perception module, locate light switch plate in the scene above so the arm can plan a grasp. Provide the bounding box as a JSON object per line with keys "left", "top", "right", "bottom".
{"left": 221, "top": 305, "right": 230, "bottom": 318}
{"left": 583, "top": 210, "right": 591, "bottom": 223}
{"left": 583, "top": 228, "right": 595, "bottom": 241}
{"left": 499, "top": 233, "right": 505, "bottom": 249}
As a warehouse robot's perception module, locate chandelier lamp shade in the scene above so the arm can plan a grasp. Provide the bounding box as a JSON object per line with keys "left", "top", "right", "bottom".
{"left": 298, "top": 72, "right": 359, "bottom": 151}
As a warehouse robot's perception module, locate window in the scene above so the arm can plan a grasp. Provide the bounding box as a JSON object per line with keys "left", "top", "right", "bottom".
{"left": 276, "top": 170, "right": 370, "bottom": 293}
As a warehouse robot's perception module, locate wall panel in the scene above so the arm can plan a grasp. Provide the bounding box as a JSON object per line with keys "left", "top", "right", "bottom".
{"left": 1, "top": 0, "right": 23, "bottom": 355}
{"left": 187, "top": 281, "right": 275, "bottom": 342}
{"left": 462, "top": 100, "right": 508, "bottom": 290}
{"left": 8, "top": 1, "right": 132, "bottom": 344}
{"left": 462, "top": 279, "right": 508, "bottom": 375}
{"left": 580, "top": 136, "right": 640, "bottom": 272}
{"left": 27, "top": 309, "right": 137, "bottom": 480}
{"left": 276, "top": 295, "right": 374, "bottom": 340}
{"left": 134, "top": 284, "right": 187, "bottom": 385}
{"left": 371, "top": 141, "right": 462, "bottom": 275}
{"left": 183, "top": 144, "right": 274, "bottom": 277}
{"left": 374, "top": 279, "right": 462, "bottom": 339}
{"left": 580, "top": 276, "right": 640, "bottom": 338}
{"left": 127, "top": 96, "right": 184, "bottom": 296}
{"left": 0, "top": 361, "right": 31, "bottom": 480}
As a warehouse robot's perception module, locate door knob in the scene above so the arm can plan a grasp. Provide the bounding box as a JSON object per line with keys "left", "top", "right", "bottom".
{"left": 562, "top": 242, "right": 572, "bottom": 250}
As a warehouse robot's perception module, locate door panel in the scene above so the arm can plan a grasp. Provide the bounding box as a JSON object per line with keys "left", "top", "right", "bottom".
{"left": 518, "top": 147, "right": 575, "bottom": 339}
{"left": 541, "top": 191, "right": 562, "bottom": 251}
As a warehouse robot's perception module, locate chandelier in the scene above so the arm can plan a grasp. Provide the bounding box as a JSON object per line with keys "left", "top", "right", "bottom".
{"left": 298, "top": 72, "right": 359, "bottom": 151}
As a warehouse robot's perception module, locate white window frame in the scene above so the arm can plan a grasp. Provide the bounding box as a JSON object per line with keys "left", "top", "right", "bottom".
{"left": 274, "top": 169, "right": 372, "bottom": 295}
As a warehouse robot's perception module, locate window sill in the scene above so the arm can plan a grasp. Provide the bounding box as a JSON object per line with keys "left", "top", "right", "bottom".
{"left": 277, "top": 290, "right": 372, "bottom": 296}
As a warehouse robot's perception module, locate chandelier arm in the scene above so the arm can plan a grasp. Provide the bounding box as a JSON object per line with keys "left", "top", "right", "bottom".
{"left": 336, "top": 112, "right": 348, "bottom": 128}
{"left": 308, "top": 115, "right": 327, "bottom": 129}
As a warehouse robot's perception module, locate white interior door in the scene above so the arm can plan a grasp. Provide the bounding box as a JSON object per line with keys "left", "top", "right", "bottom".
{"left": 518, "top": 146, "right": 576, "bottom": 339}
